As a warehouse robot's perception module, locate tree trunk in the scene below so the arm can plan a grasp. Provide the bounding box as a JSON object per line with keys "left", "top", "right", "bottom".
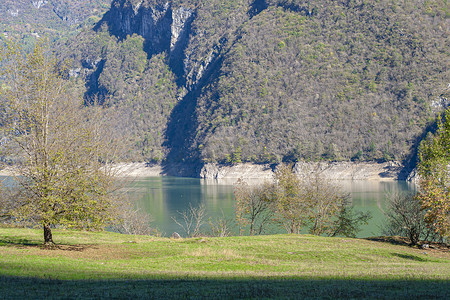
{"left": 43, "top": 224, "right": 54, "bottom": 245}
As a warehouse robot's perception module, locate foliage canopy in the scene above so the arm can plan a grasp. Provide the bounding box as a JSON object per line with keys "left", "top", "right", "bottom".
{"left": 417, "top": 108, "right": 450, "bottom": 240}
{"left": 0, "top": 40, "right": 119, "bottom": 244}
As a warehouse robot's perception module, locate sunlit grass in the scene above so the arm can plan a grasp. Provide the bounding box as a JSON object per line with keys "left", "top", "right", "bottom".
{"left": 0, "top": 227, "right": 449, "bottom": 298}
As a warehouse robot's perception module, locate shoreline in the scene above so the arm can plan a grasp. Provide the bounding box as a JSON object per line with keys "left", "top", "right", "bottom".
{"left": 1, "top": 161, "right": 413, "bottom": 181}
{"left": 111, "top": 161, "right": 412, "bottom": 181}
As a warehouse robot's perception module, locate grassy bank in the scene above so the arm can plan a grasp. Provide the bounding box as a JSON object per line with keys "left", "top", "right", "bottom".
{"left": 0, "top": 227, "right": 449, "bottom": 298}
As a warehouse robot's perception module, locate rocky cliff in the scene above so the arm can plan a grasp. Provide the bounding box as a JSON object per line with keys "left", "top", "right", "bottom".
{"left": 102, "top": 1, "right": 191, "bottom": 55}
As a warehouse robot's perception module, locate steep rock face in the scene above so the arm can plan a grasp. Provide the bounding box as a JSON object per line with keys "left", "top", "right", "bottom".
{"left": 98, "top": 0, "right": 251, "bottom": 90}
{"left": 170, "top": 6, "right": 193, "bottom": 52}
{"left": 104, "top": 1, "right": 172, "bottom": 55}
{"left": 101, "top": 0, "right": 193, "bottom": 64}
{"left": 32, "top": 1, "right": 49, "bottom": 9}
{"left": 183, "top": 40, "right": 223, "bottom": 90}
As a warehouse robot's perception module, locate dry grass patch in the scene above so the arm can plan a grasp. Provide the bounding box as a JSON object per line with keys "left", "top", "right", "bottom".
{"left": 186, "top": 247, "right": 249, "bottom": 261}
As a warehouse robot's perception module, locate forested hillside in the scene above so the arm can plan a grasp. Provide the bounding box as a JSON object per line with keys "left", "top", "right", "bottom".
{"left": 55, "top": 0, "right": 449, "bottom": 165}
{"left": 0, "top": 0, "right": 111, "bottom": 48}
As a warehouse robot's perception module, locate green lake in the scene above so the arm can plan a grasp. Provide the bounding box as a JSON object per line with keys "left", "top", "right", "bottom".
{"left": 130, "top": 177, "right": 416, "bottom": 238}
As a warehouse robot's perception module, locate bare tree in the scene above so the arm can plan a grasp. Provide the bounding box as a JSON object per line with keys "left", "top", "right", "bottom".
{"left": 383, "top": 192, "right": 434, "bottom": 245}
{"left": 172, "top": 203, "right": 207, "bottom": 238}
{"left": 208, "top": 210, "right": 234, "bottom": 237}
{"left": 234, "top": 178, "right": 275, "bottom": 235}
{"left": 112, "top": 195, "right": 158, "bottom": 236}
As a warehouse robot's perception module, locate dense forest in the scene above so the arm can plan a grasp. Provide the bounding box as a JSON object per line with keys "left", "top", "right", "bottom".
{"left": 0, "top": 0, "right": 111, "bottom": 48}
{"left": 5, "top": 0, "right": 450, "bottom": 167}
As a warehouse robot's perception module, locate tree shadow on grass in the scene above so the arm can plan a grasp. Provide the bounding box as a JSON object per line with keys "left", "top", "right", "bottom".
{"left": 366, "top": 236, "right": 450, "bottom": 253}
{"left": 366, "top": 236, "right": 411, "bottom": 247}
{"left": 0, "top": 236, "right": 94, "bottom": 251}
{"left": 391, "top": 253, "right": 431, "bottom": 262}
{"left": 0, "top": 236, "right": 41, "bottom": 248}
{"left": 0, "top": 276, "right": 449, "bottom": 299}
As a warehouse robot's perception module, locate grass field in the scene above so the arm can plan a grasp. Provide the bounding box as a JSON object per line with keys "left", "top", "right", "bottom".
{"left": 0, "top": 227, "right": 449, "bottom": 299}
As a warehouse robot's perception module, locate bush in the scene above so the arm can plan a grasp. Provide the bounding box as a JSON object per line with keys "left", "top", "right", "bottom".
{"left": 328, "top": 204, "right": 371, "bottom": 238}
{"left": 382, "top": 192, "right": 435, "bottom": 245}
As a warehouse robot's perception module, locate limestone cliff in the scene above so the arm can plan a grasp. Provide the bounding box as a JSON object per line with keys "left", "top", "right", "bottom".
{"left": 100, "top": 0, "right": 194, "bottom": 80}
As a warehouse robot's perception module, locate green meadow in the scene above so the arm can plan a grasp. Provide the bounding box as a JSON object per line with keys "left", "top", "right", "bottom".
{"left": 0, "top": 227, "right": 449, "bottom": 299}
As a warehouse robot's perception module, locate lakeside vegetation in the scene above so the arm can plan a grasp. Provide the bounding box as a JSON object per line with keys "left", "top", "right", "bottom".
{"left": 0, "top": 227, "right": 449, "bottom": 298}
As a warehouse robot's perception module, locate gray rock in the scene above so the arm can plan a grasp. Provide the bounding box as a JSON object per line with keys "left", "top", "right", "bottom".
{"left": 170, "top": 7, "right": 193, "bottom": 52}
{"left": 171, "top": 232, "right": 181, "bottom": 239}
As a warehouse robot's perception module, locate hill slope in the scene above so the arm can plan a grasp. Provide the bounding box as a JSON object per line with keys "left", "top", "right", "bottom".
{"left": 58, "top": 0, "right": 449, "bottom": 165}
{"left": 0, "top": 0, "right": 111, "bottom": 47}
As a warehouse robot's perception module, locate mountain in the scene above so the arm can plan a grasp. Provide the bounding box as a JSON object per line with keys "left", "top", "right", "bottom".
{"left": 56, "top": 0, "right": 449, "bottom": 166}
{"left": 0, "top": 0, "right": 111, "bottom": 47}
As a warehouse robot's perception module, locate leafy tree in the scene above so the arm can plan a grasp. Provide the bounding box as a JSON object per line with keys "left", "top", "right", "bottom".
{"left": 234, "top": 178, "right": 275, "bottom": 235}
{"left": 273, "top": 164, "right": 308, "bottom": 234}
{"left": 0, "top": 40, "right": 120, "bottom": 244}
{"left": 416, "top": 108, "right": 450, "bottom": 240}
{"left": 304, "top": 174, "right": 351, "bottom": 236}
{"left": 328, "top": 204, "right": 371, "bottom": 238}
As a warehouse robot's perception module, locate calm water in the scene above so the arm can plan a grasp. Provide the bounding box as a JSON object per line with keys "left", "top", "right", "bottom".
{"left": 130, "top": 177, "right": 416, "bottom": 238}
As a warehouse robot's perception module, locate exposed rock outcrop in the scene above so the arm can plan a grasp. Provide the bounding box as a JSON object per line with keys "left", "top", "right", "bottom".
{"left": 101, "top": 1, "right": 193, "bottom": 60}
{"left": 199, "top": 163, "right": 275, "bottom": 180}
{"left": 199, "top": 161, "right": 408, "bottom": 181}
{"left": 32, "top": 1, "right": 48, "bottom": 9}
{"left": 293, "top": 161, "right": 406, "bottom": 181}
{"left": 108, "top": 162, "right": 408, "bottom": 181}
{"left": 111, "top": 161, "right": 410, "bottom": 181}
{"left": 170, "top": 6, "right": 193, "bottom": 52}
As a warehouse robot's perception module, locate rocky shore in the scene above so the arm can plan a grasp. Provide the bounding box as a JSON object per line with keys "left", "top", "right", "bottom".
{"left": 107, "top": 161, "right": 411, "bottom": 181}
{"left": 0, "top": 161, "right": 413, "bottom": 181}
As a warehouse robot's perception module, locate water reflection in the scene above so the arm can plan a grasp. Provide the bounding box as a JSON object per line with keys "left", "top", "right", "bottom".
{"left": 131, "top": 178, "right": 417, "bottom": 237}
